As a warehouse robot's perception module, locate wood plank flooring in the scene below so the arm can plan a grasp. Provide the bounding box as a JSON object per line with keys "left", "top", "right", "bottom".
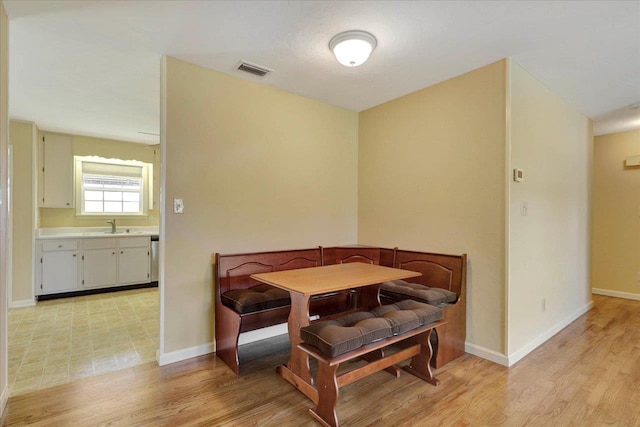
{"left": 1, "top": 295, "right": 639, "bottom": 426}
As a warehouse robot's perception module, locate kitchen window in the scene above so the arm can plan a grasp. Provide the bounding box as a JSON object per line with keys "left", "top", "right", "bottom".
{"left": 75, "top": 156, "right": 152, "bottom": 217}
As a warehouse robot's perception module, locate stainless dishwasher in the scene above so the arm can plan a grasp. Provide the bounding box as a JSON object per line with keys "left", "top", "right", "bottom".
{"left": 150, "top": 235, "right": 159, "bottom": 283}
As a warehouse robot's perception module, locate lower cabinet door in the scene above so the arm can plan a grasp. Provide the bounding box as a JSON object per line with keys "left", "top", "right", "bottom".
{"left": 41, "top": 251, "right": 79, "bottom": 294}
{"left": 83, "top": 248, "right": 117, "bottom": 288}
{"left": 118, "top": 247, "right": 150, "bottom": 285}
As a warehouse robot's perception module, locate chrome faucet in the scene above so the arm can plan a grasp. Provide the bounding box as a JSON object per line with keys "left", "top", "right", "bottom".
{"left": 107, "top": 219, "right": 117, "bottom": 234}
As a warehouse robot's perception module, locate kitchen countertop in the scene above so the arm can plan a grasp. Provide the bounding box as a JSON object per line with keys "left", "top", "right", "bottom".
{"left": 37, "top": 227, "right": 159, "bottom": 239}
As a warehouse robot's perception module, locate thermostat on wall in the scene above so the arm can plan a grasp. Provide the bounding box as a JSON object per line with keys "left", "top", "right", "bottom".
{"left": 513, "top": 168, "right": 524, "bottom": 182}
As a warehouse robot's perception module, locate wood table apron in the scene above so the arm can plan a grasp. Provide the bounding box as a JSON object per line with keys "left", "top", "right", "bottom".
{"left": 251, "top": 263, "right": 421, "bottom": 403}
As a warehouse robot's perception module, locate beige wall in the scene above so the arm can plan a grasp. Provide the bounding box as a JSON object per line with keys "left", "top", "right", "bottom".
{"left": 358, "top": 60, "right": 507, "bottom": 354}
{"left": 508, "top": 61, "right": 592, "bottom": 355}
{"left": 592, "top": 129, "right": 640, "bottom": 298}
{"left": 162, "top": 57, "right": 359, "bottom": 354}
{"left": 1, "top": 0, "right": 9, "bottom": 413}
{"left": 9, "top": 121, "right": 36, "bottom": 303}
{"left": 38, "top": 133, "right": 160, "bottom": 228}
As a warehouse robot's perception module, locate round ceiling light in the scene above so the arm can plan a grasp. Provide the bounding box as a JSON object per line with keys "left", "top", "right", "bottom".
{"left": 329, "top": 30, "right": 377, "bottom": 67}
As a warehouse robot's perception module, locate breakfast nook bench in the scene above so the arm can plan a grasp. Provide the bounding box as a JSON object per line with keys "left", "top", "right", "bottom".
{"left": 214, "top": 245, "right": 466, "bottom": 374}
{"left": 214, "top": 247, "right": 354, "bottom": 375}
{"left": 298, "top": 299, "right": 445, "bottom": 427}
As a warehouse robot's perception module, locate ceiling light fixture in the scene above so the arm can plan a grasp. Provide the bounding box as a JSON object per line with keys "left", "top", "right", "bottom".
{"left": 329, "top": 30, "right": 377, "bottom": 67}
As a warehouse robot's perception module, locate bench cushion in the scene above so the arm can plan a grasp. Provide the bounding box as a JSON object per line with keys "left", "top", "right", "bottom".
{"left": 300, "top": 300, "right": 443, "bottom": 357}
{"left": 221, "top": 284, "right": 290, "bottom": 314}
{"left": 300, "top": 312, "right": 393, "bottom": 358}
{"left": 371, "top": 300, "right": 443, "bottom": 335}
{"left": 380, "top": 280, "right": 458, "bottom": 306}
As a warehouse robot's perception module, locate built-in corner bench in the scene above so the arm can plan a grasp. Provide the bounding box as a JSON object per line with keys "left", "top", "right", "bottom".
{"left": 214, "top": 245, "right": 466, "bottom": 375}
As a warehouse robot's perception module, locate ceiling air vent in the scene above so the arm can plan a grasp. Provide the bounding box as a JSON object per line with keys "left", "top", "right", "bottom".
{"left": 236, "top": 60, "right": 273, "bottom": 77}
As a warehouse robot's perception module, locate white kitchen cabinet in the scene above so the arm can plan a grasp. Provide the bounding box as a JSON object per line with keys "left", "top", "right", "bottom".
{"left": 36, "top": 235, "right": 151, "bottom": 297}
{"left": 118, "top": 245, "right": 150, "bottom": 285}
{"left": 82, "top": 238, "right": 117, "bottom": 288}
{"left": 39, "top": 239, "right": 80, "bottom": 294}
{"left": 81, "top": 236, "right": 149, "bottom": 288}
{"left": 39, "top": 133, "right": 74, "bottom": 208}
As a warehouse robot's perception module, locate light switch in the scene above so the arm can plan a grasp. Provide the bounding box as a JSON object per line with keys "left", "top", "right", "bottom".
{"left": 173, "top": 198, "right": 184, "bottom": 214}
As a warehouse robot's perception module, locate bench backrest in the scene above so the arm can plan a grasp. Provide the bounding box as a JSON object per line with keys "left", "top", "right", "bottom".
{"left": 323, "top": 246, "right": 380, "bottom": 265}
{"left": 393, "top": 250, "right": 467, "bottom": 296}
{"left": 215, "top": 248, "right": 323, "bottom": 295}
{"left": 215, "top": 246, "right": 466, "bottom": 297}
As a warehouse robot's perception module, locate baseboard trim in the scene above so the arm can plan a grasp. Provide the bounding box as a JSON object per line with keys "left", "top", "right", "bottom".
{"left": 10, "top": 299, "right": 36, "bottom": 309}
{"left": 157, "top": 342, "right": 215, "bottom": 366}
{"left": 592, "top": 288, "right": 640, "bottom": 301}
{"left": 238, "top": 323, "right": 288, "bottom": 346}
{"left": 465, "top": 342, "right": 509, "bottom": 367}
{"left": 37, "top": 282, "right": 158, "bottom": 301}
{"left": 507, "top": 300, "right": 594, "bottom": 367}
{"left": 1, "top": 385, "right": 8, "bottom": 417}
{"left": 158, "top": 321, "right": 310, "bottom": 366}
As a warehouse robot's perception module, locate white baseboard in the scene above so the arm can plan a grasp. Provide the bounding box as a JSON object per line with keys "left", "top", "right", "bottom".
{"left": 0, "top": 385, "right": 8, "bottom": 417}
{"left": 465, "top": 300, "right": 594, "bottom": 368}
{"left": 238, "top": 323, "right": 288, "bottom": 346}
{"left": 157, "top": 342, "right": 215, "bottom": 366}
{"left": 592, "top": 288, "right": 640, "bottom": 301}
{"left": 465, "top": 342, "right": 509, "bottom": 367}
{"left": 506, "top": 300, "right": 594, "bottom": 367}
{"left": 10, "top": 299, "right": 36, "bottom": 309}
{"left": 158, "top": 320, "right": 310, "bottom": 367}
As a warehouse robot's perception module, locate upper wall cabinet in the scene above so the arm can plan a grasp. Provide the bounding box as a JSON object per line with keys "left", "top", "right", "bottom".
{"left": 39, "top": 133, "right": 74, "bottom": 208}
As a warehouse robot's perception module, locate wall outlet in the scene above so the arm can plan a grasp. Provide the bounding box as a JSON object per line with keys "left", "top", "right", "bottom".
{"left": 541, "top": 297, "right": 546, "bottom": 312}
{"left": 521, "top": 201, "right": 528, "bottom": 216}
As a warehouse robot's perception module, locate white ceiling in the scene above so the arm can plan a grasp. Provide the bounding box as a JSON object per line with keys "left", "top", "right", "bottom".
{"left": 4, "top": 1, "right": 640, "bottom": 144}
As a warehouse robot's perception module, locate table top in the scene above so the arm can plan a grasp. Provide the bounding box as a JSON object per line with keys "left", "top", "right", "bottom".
{"left": 251, "top": 263, "right": 421, "bottom": 296}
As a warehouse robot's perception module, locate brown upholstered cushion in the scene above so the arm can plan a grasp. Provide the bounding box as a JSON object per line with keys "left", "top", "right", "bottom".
{"left": 380, "top": 280, "right": 458, "bottom": 306}
{"left": 371, "top": 300, "right": 443, "bottom": 335}
{"left": 221, "top": 284, "right": 290, "bottom": 314}
{"left": 300, "top": 300, "right": 443, "bottom": 357}
{"left": 300, "top": 312, "right": 393, "bottom": 358}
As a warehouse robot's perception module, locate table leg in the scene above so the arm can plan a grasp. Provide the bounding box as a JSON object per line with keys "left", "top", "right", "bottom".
{"left": 358, "top": 284, "right": 382, "bottom": 311}
{"left": 287, "top": 293, "right": 312, "bottom": 381}
{"left": 276, "top": 292, "right": 319, "bottom": 403}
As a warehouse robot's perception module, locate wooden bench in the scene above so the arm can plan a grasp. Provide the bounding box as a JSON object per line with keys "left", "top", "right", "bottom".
{"left": 325, "top": 246, "right": 467, "bottom": 368}
{"left": 382, "top": 249, "right": 467, "bottom": 368}
{"left": 214, "top": 248, "right": 353, "bottom": 375}
{"left": 298, "top": 300, "right": 446, "bottom": 427}
{"left": 214, "top": 246, "right": 467, "bottom": 374}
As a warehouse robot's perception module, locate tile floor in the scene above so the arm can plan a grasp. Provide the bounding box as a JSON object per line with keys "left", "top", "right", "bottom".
{"left": 7, "top": 287, "right": 158, "bottom": 396}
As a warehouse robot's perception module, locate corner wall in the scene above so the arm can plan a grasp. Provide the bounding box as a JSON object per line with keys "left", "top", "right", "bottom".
{"left": 1, "top": 0, "right": 9, "bottom": 415}
{"left": 162, "top": 57, "right": 358, "bottom": 359}
{"left": 358, "top": 60, "right": 507, "bottom": 357}
{"left": 9, "top": 121, "right": 36, "bottom": 305}
{"left": 592, "top": 129, "right": 640, "bottom": 300}
{"left": 507, "top": 61, "right": 592, "bottom": 362}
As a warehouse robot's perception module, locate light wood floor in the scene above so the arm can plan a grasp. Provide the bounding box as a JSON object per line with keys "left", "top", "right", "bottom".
{"left": 1, "top": 295, "right": 638, "bottom": 426}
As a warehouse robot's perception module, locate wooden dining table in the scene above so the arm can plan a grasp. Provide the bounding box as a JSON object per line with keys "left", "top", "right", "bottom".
{"left": 251, "top": 262, "right": 421, "bottom": 403}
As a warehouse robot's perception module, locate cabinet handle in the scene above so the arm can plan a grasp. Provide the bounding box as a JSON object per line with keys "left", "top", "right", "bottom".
{"left": 112, "top": 252, "right": 115, "bottom": 255}
{"left": 72, "top": 254, "right": 76, "bottom": 257}
{"left": 58, "top": 244, "right": 63, "bottom": 248}
{"left": 121, "top": 251, "right": 124, "bottom": 254}
{"left": 66, "top": 202, "right": 70, "bottom": 206}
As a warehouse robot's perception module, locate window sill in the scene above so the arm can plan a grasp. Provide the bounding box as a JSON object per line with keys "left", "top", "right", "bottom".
{"left": 76, "top": 214, "right": 149, "bottom": 220}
